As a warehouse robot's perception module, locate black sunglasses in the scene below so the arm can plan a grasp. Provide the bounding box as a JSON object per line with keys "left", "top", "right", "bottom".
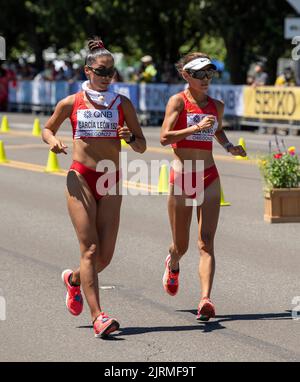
{"left": 186, "top": 69, "right": 215, "bottom": 80}
{"left": 87, "top": 65, "right": 115, "bottom": 78}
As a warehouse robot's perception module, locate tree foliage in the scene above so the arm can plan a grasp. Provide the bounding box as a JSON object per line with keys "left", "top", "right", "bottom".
{"left": 197, "top": 0, "right": 295, "bottom": 83}
{"left": 0, "top": 0, "right": 296, "bottom": 82}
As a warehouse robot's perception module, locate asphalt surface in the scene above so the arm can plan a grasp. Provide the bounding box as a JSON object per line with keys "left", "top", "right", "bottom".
{"left": 0, "top": 113, "right": 300, "bottom": 362}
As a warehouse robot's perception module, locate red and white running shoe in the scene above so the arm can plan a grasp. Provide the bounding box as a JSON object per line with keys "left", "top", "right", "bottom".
{"left": 196, "top": 297, "right": 216, "bottom": 321}
{"left": 93, "top": 313, "right": 120, "bottom": 338}
{"left": 162, "top": 254, "right": 180, "bottom": 296}
{"left": 61, "top": 269, "right": 83, "bottom": 316}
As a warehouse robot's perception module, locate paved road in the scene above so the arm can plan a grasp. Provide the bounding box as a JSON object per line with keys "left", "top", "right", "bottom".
{"left": 0, "top": 114, "right": 300, "bottom": 362}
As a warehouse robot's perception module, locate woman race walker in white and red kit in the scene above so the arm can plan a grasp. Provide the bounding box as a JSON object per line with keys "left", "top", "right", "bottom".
{"left": 160, "top": 52, "right": 246, "bottom": 321}
{"left": 42, "top": 37, "right": 146, "bottom": 338}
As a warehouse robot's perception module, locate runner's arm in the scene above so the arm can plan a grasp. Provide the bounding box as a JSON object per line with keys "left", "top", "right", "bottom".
{"left": 119, "top": 96, "right": 146, "bottom": 153}
{"left": 213, "top": 99, "right": 246, "bottom": 156}
{"left": 42, "top": 95, "right": 74, "bottom": 154}
{"left": 212, "top": 99, "right": 230, "bottom": 147}
{"left": 160, "top": 95, "right": 213, "bottom": 146}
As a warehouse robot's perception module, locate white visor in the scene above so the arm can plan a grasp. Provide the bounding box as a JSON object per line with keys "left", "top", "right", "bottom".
{"left": 183, "top": 57, "right": 216, "bottom": 71}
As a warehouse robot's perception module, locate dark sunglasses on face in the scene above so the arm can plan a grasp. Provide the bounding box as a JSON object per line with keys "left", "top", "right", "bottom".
{"left": 186, "top": 69, "right": 215, "bottom": 80}
{"left": 87, "top": 65, "right": 115, "bottom": 78}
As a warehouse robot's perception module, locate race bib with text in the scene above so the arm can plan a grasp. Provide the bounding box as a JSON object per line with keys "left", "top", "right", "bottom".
{"left": 186, "top": 113, "right": 218, "bottom": 142}
{"left": 75, "top": 109, "right": 119, "bottom": 139}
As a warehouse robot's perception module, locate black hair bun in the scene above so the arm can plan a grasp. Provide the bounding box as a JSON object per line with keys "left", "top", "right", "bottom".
{"left": 88, "top": 37, "right": 105, "bottom": 52}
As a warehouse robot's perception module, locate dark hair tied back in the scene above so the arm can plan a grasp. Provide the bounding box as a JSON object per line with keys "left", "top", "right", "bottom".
{"left": 88, "top": 38, "right": 105, "bottom": 52}
{"left": 85, "top": 36, "right": 113, "bottom": 66}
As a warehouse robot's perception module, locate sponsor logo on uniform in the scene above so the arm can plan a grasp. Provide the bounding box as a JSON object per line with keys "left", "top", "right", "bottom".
{"left": 193, "top": 115, "right": 201, "bottom": 124}
{"left": 84, "top": 110, "right": 92, "bottom": 118}
{"left": 76, "top": 109, "right": 119, "bottom": 138}
{"left": 186, "top": 113, "right": 217, "bottom": 141}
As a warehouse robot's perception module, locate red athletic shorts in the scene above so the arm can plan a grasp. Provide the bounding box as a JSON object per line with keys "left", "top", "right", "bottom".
{"left": 69, "top": 160, "right": 121, "bottom": 201}
{"left": 169, "top": 165, "right": 219, "bottom": 199}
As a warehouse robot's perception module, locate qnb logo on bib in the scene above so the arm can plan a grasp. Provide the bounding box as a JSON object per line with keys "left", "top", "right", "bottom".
{"left": 75, "top": 109, "right": 119, "bottom": 138}
{"left": 192, "top": 115, "right": 201, "bottom": 124}
{"left": 84, "top": 110, "right": 93, "bottom": 118}
{"left": 186, "top": 113, "right": 217, "bottom": 142}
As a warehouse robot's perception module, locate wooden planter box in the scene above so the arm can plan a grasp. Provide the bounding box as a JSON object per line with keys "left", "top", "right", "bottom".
{"left": 264, "top": 188, "right": 300, "bottom": 223}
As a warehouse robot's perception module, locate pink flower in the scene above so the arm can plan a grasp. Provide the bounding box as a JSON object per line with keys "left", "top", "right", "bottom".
{"left": 288, "top": 146, "right": 296, "bottom": 156}
{"left": 274, "top": 153, "right": 283, "bottom": 159}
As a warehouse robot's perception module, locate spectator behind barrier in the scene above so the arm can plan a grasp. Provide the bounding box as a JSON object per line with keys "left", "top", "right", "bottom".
{"left": 15, "top": 62, "right": 36, "bottom": 80}
{"left": 70, "top": 65, "right": 86, "bottom": 82}
{"left": 246, "top": 74, "right": 255, "bottom": 86}
{"left": 34, "top": 61, "right": 57, "bottom": 81}
{"left": 252, "top": 61, "right": 269, "bottom": 87}
{"left": 0, "top": 62, "right": 16, "bottom": 110}
{"left": 64, "top": 61, "right": 74, "bottom": 81}
{"left": 136, "top": 55, "right": 158, "bottom": 83}
{"left": 56, "top": 67, "right": 66, "bottom": 81}
{"left": 275, "top": 67, "right": 296, "bottom": 87}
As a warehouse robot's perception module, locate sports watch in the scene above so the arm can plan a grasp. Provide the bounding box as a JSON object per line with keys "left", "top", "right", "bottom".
{"left": 223, "top": 142, "right": 234, "bottom": 152}
{"left": 125, "top": 134, "right": 136, "bottom": 144}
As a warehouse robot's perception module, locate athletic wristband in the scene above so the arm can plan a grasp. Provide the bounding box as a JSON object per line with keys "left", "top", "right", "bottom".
{"left": 125, "top": 134, "right": 136, "bottom": 144}
{"left": 223, "top": 142, "right": 234, "bottom": 152}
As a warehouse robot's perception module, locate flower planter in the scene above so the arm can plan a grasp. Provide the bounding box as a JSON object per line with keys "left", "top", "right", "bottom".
{"left": 264, "top": 188, "right": 300, "bottom": 223}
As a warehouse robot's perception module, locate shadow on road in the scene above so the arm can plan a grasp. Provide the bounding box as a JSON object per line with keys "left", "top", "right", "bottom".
{"left": 115, "top": 322, "right": 225, "bottom": 337}
{"left": 77, "top": 321, "right": 225, "bottom": 337}
{"left": 177, "top": 310, "right": 293, "bottom": 323}
{"left": 76, "top": 311, "right": 293, "bottom": 340}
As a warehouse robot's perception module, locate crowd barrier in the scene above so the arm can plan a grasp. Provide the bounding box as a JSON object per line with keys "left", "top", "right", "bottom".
{"left": 7, "top": 81, "right": 300, "bottom": 133}
{"left": 6, "top": 80, "right": 248, "bottom": 116}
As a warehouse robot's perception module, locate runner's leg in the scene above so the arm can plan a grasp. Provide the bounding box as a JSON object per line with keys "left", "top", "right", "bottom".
{"left": 196, "top": 177, "right": 220, "bottom": 299}
{"left": 95, "top": 194, "right": 122, "bottom": 273}
{"left": 65, "top": 170, "right": 101, "bottom": 321}
{"left": 168, "top": 189, "right": 193, "bottom": 271}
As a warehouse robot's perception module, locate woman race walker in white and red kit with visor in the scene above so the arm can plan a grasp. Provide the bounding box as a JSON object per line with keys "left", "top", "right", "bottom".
{"left": 160, "top": 52, "right": 246, "bottom": 321}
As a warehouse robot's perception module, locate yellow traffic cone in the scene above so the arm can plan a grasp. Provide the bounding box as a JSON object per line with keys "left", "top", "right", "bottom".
{"left": 121, "top": 139, "right": 129, "bottom": 148}
{"left": 220, "top": 186, "right": 231, "bottom": 206}
{"left": 32, "top": 118, "right": 41, "bottom": 136}
{"left": 236, "top": 137, "right": 249, "bottom": 160}
{"left": 45, "top": 150, "right": 61, "bottom": 172}
{"left": 0, "top": 115, "right": 10, "bottom": 133}
{"left": 157, "top": 164, "right": 169, "bottom": 194}
{"left": 0, "top": 140, "right": 8, "bottom": 163}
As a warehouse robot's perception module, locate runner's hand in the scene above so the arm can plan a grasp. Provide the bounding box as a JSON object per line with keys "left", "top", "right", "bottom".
{"left": 228, "top": 145, "right": 247, "bottom": 157}
{"left": 50, "top": 138, "right": 68, "bottom": 154}
{"left": 193, "top": 116, "right": 215, "bottom": 132}
{"left": 118, "top": 126, "right": 131, "bottom": 142}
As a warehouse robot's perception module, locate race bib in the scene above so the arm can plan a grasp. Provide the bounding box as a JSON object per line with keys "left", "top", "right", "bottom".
{"left": 186, "top": 113, "right": 218, "bottom": 142}
{"left": 75, "top": 109, "right": 119, "bottom": 139}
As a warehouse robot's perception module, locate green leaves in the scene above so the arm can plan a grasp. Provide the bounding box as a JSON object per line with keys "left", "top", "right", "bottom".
{"left": 0, "top": 0, "right": 295, "bottom": 80}
{"left": 259, "top": 151, "right": 300, "bottom": 190}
